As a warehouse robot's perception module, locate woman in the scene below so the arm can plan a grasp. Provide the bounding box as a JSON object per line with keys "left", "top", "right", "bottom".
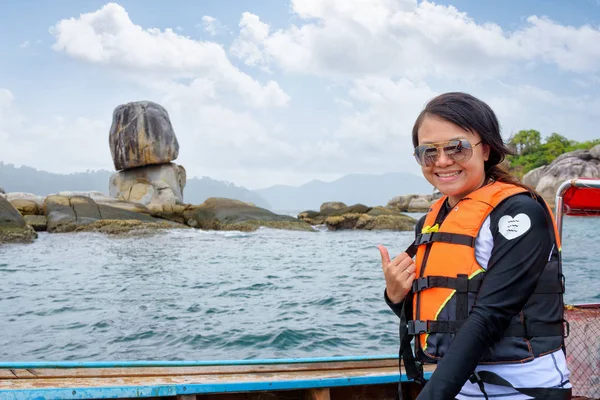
{"left": 378, "top": 92, "right": 571, "bottom": 400}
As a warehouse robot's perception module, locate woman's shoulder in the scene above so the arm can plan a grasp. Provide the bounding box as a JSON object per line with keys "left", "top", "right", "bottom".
{"left": 489, "top": 192, "right": 553, "bottom": 235}
{"left": 493, "top": 192, "right": 548, "bottom": 215}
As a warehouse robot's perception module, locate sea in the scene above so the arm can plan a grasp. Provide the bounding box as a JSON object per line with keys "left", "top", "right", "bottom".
{"left": 0, "top": 214, "right": 598, "bottom": 362}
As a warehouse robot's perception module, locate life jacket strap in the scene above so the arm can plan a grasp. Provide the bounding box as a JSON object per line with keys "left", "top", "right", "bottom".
{"left": 407, "top": 319, "right": 566, "bottom": 337}
{"left": 416, "top": 231, "right": 476, "bottom": 247}
{"left": 504, "top": 319, "right": 569, "bottom": 338}
{"left": 411, "top": 273, "right": 564, "bottom": 294}
{"left": 411, "top": 274, "right": 482, "bottom": 293}
{"left": 397, "top": 296, "right": 426, "bottom": 400}
{"left": 469, "top": 371, "right": 572, "bottom": 400}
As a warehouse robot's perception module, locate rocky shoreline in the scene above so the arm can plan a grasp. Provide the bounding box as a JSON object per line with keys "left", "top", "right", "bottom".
{"left": 0, "top": 191, "right": 429, "bottom": 244}
{"left": 3, "top": 99, "right": 597, "bottom": 245}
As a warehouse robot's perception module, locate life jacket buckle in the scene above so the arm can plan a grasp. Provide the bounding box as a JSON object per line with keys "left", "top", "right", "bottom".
{"left": 412, "top": 277, "right": 430, "bottom": 292}
{"left": 419, "top": 232, "right": 433, "bottom": 244}
{"left": 407, "top": 320, "right": 429, "bottom": 335}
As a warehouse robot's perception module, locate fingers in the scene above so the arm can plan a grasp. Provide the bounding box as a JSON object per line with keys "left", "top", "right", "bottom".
{"left": 404, "top": 263, "right": 416, "bottom": 275}
{"left": 377, "top": 245, "right": 391, "bottom": 266}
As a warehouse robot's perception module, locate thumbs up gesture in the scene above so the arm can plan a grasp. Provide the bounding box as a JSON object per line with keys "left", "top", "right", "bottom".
{"left": 377, "top": 245, "right": 416, "bottom": 304}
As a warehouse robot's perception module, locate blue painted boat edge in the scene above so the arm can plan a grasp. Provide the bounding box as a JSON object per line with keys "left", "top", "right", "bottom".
{"left": 0, "top": 371, "right": 434, "bottom": 400}
{"left": 0, "top": 354, "right": 398, "bottom": 369}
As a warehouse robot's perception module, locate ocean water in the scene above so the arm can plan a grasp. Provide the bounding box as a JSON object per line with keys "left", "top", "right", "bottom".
{"left": 0, "top": 215, "right": 598, "bottom": 362}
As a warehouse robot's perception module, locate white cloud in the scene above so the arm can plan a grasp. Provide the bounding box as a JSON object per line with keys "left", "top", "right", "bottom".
{"left": 512, "top": 16, "right": 600, "bottom": 73}
{"left": 200, "top": 15, "right": 227, "bottom": 36}
{"left": 6, "top": 1, "right": 600, "bottom": 190}
{"left": 50, "top": 3, "right": 289, "bottom": 108}
{"left": 19, "top": 40, "right": 30, "bottom": 48}
{"left": 230, "top": 12, "right": 271, "bottom": 70}
{"left": 231, "top": 0, "right": 600, "bottom": 79}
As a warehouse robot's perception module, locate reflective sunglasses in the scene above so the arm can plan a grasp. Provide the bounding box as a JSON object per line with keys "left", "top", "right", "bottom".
{"left": 414, "top": 139, "right": 482, "bottom": 167}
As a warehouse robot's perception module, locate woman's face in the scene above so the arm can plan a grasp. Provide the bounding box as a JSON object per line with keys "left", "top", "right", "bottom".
{"left": 416, "top": 116, "right": 490, "bottom": 206}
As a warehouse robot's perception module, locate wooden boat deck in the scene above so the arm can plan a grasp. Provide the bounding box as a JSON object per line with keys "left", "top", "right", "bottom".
{"left": 0, "top": 358, "right": 436, "bottom": 400}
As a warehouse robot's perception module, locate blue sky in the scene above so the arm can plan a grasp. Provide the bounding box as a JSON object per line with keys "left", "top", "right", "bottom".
{"left": 1, "top": 0, "right": 599, "bottom": 189}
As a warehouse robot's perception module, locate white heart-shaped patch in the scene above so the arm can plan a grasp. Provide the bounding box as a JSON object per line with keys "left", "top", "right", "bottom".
{"left": 498, "top": 213, "right": 531, "bottom": 240}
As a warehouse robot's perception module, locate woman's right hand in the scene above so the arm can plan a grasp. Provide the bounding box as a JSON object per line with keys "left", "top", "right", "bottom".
{"left": 377, "top": 245, "right": 416, "bottom": 304}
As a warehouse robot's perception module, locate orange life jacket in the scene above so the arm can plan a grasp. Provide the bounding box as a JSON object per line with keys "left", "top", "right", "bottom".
{"left": 408, "top": 181, "right": 565, "bottom": 364}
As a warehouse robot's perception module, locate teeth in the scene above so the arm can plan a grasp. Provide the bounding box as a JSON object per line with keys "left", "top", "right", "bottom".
{"left": 438, "top": 171, "right": 460, "bottom": 177}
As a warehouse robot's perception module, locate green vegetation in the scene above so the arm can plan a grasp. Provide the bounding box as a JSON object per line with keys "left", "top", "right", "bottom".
{"left": 507, "top": 130, "right": 600, "bottom": 178}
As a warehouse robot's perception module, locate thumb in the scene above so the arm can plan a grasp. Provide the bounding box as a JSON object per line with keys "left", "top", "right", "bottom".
{"left": 377, "top": 245, "right": 391, "bottom": 265}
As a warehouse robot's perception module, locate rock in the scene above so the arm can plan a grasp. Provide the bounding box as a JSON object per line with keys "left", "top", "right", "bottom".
{"left": 54, "top": 191, "right": 113, "bottom": 202}
{"left": 591, "top": 144, "right": 600, "bottom": 160}
{"left": 388, "top": 194, "right": 435, "bottom": 212}
{"left": 530, "top": 148, "right": 600, "bottom": 204}
{"left": 109, "top": 163, "right": 186, "bottom": 206}
{"left": 325, "top": 212, "right": 416, "bottom": 231}
{"left": 522, "top": 165, "right": 546, "bottom": 189}
{"left": 298, "top": 203, "right": 416, "bottom": 231}
{"left": 0, "top": 187, "right": 4, "bottom": 194}
{"left": 5, "top": 193, "right": 45, "bottom": 209}
{"left": 320, "top": 202, "right": 347, "bottom": 212}
{"left": 0, "top": 196, "right": 37, "bottom": 243}
{"left": 407, "top": 197, "right": 432, "bottom": 212}
{"left": 184, "top": 197, "right": 314, "bottom": 232}
{"left": 298, "top": 204, "right": 371, "bottom": 225}
{"left": 9, "top": 199, "right": 39, "bottom": 216}
{"left": 148, "top": 203, "right": 191, "bottom": 225}
{"left": 109, "top": 101, "right": 179, "bottom": 170}
{"left": 44, "top": 194, "right": 186, "bottom": 233}
{"left": 95, "top": 199, "right": 151, "bottom": 215}
{"left": 24, "top": 215, "right": 47, "bottom": 232}
{"left": 44, "top": 195, "right": 101, "bottom": 232}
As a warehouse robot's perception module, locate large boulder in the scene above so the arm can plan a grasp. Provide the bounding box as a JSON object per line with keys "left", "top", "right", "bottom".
{"left": 4, "top": 193, "right": 45, "bottom": 209}
{"left": 320, "top": 202, "right": 347, "bottom": 213}
{"left": 388, "top": 194, "right": 435, "bottom": 212}
{"left": 109, "top": 163, "right": 186, "bottom": 206}
{"left": 184, "top": 198, "right": 314, "bottom": 232}
{"left": 9, "top": 199, "right": 39, "bottom": 216}
{"left": 298, "top": 203, "right": 416, "bottom": 231}
{"left": 325, "top": 211, "right": 416, "bottom": 231}
{"left": 44, "top": 194, "right": 185, "bottom": 233}
{"left": 109, "top": 101, "right": 179, "bottom": 171}
{"left": 522, "top": 165, "right": 546, "bottom": 189}
{"left": 523, "top": 147, "right": 600, "bottom": 204}
{"left": 298, "top": 203, "right": 371, "bottom": 225}
{"left": 0, "top": 196, "right": 37, "bottom": 243}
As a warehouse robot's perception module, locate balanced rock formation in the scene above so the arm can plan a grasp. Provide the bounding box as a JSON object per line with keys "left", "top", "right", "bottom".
{"left": 109, "top": 101, "right": 179, "bottom": 170}
{"left": 109, "top": 101, "right": 186, "bottom": 207}
{"left": 0, "top": 196, "right": 37, "bottom": 243}
{"left": 109, "top": 163, "right": 186, "bottom": 206}
{"left": 184, "top": 198, "right": 314, "bottom": 232}
{"left": 523, "top": 145, "right": 600, "bottom": 204}
{"left": 299, "top": 203, "right": 416, "bottom": 231}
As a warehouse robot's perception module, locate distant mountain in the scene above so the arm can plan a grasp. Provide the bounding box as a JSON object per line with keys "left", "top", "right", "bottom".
{"left": 0, "top": 162, "right": 270, "bottom": 209}
{"left": 255, "top": 172, "right": 433, "bottom": 212}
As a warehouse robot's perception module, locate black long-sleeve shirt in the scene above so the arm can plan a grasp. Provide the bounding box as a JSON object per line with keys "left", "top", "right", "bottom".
{"left": 386, "top": 194, "right": 560, "bottom": 399}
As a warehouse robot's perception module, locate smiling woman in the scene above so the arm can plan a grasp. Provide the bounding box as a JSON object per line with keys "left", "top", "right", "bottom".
{"left": 379, "top": 93, "right": 572, "bottom": 400}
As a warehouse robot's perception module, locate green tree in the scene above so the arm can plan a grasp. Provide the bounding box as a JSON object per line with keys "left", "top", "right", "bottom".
{"left": 509, "top": 129, "right": 542, "bottom": 155}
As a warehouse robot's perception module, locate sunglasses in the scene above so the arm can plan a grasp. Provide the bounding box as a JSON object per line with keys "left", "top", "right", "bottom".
{"left": 414, "top": 139, "right": 482, "bottom": 167}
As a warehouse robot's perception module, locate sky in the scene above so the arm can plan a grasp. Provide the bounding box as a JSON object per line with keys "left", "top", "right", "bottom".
{"left": 1, "top": 0, "right": 599, "bottom": 190}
